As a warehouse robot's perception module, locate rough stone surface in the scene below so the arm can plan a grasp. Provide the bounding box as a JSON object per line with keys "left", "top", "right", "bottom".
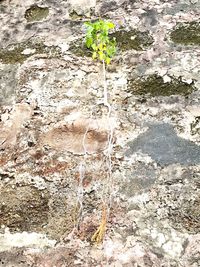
{"left": 0, "top": 0, "right": 200, "bottom": 266}
{"left": 68, "top": 0, "right": 96, "bottom": 16}
{"left": 0, "top": 65, "right": 17, "bottom": 105}
{"left": 126, "top": 123, "right": 200, "bottom": 166}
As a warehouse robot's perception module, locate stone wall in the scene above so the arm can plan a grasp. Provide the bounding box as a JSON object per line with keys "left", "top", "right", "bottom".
{"left": 0, "top": 0, "right": 200, "bottom": 266}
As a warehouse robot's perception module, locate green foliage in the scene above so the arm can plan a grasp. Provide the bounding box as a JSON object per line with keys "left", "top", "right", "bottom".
{"left": 84, "top": 20, "right": 116, "bottom": 64}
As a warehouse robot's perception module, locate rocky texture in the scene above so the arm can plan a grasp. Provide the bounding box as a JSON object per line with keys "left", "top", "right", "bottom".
{"left": 0, "top": 65, "right": 17, "bottom": 105}
{"left": 126, "top": 123, "right": 200, "bottom": 165}
{"left": 128, "top": 74, "right": 195, "bottom": 96}
{"left": 171, "top": 21, "right": 200, "bottom": 45}
{"left": 110, "top": 29, "right": 154, "bottom": 51}
{"left": 0, "top": 41, "right": 61, "bottom": 64}
{"left": 0, "top": 0, "right": 200, "bottom": 266}
{"left": 25, "top": 5, "right": 49, "bottom": 22}
{"left": 68, "top": 0, "right": 96, "bottom": 15}
{"left": 40, "top": 117, "right": 110, "bottom": 154}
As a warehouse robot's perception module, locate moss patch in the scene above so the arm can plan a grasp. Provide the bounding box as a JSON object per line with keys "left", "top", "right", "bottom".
{"left": 69, "top": 10, "right": 83, "bottom": 20}
{"left": 0, "top": 185, "right": 50, "bottom": 233}
{"left": 0, "top": 183, "right": 76, "bottom": 239}
{"left": 110, "top": 30, "right": 154, "bottom": 51}
{"left": 190, "top": 117, "right": 200, "bottom": 136}
{"left": 25, "top": 5, "right": 49, "bottom": 22}
{"left": 69, "top": 29, "right": 154, "bottom": 58}
{"left": 69, "top": 38, "right": 92, "bottom": 58}
{"left": 170, "top": 21, "right": 200, "bottom": 45}
{"left": 0, "top": 41, "right": 61, "bottom": 64}
{"left": 128, "top": 74, "right": 195, "bottom": 97}
{"left": 69, "top": 10, "right": 90, "bottom": 20}
{"left": 169, "top": 194, "right": 200, "bottom": 234}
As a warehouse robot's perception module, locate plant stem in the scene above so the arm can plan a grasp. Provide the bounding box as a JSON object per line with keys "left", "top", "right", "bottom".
{"left": 103, "top": 60, "right": 107, "bottom": 105}
{"left": 102, "top": 60, "right": 115, "bottom": 212}
{"left": 102, "top": 60, "right": 112, "bottom": 118}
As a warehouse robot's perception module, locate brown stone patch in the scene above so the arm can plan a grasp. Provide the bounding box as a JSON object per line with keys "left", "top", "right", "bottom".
{"left": 33, "top": 160, "right": 69, "bottom": 176}
{"left": 26, "top": 247, "right": 76, "bottom": 267}
{"left": 0, "top": 249, "right": 28, "bottom": 267}
{"left": 0, "top": 247, "right": 76, "bottom": 267}
{"left": 41, "top": 118, "right": 110, "bottom": 154}
{"left": 0, "top": 183, "right": 76, "bottom": 239}
{"left": 0, "top": 103, "right": 33, "bottom": 150}
{"left": 0, "top": 185, "right": 49, "bottom": 233}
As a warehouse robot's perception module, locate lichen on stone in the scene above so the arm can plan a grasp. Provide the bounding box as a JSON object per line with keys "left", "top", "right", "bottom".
{"left": 0, "top": 41, "right": 61, "bottom": 64}
{"left": 127, "top": 74, "right": 195, "bottom": 96}
{"left": 110, "top": 30, "right": 154, "bottom": 51}
{"left": 25, "top": 5, "right": 49, "bottom": 22}
{"left": 190, "top": 117, "right": 200, "bottom": 136}
{"left": 0, "top": 65, "right": 17, "bottom": 105}
{"left": 69, "top": 10, "right": 84, "bottom": 20}
{"left": 170, "top": 21, "right": 200, "bottom": 45}
{"left": 171, "top": 195, "right": 200, "bottom": 234}
{"left": 69, "top": 38, "right": 92, "bottom": 58}
{"left": 69, "top": 9, "right": 92, "bottom": 20}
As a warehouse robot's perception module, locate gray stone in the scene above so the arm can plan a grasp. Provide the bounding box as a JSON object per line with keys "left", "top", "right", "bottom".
{"left": 0, "top": 65, "right": 17, "bottom": 105}
{"left": 142, "top": 9, "right": 158, "bottom": 26}
{"left": 99, "top": 1, "right": 118, "bottom": 14}
{"left": 126, "top": 123, "right": 200, "bottom": 166}
{"left": 68, "top": 0, "right": 96, "bottom": 15}
{"left": 121, "top": 162, "right": 157, "bottom": 197}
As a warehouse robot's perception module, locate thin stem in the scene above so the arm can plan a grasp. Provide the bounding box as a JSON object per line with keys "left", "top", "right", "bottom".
{"left": 102, "top": 60, "right": 115, "bottom": 213}
{"left": 103, "top": 60, "right": 107, "bottom": 105}
{"left": 102, "top": 60, "right": 111, "bottom": 117}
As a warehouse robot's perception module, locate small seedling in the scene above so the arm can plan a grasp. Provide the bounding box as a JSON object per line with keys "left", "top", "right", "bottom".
{"left": 84, "top": 20, "right": 116, "bottom": 65}
{"left": 83, "top": 20, "right": 116, "bottom": 244}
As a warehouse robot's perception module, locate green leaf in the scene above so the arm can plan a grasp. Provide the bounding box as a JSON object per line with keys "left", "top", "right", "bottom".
{"left": 86, "top": 37, "right": 93, "bottom": 48}
{"left": 91, "top": 43, "right": 97, "bottom": 50}
{"left": 107, "top": 22, "right": 115, "bottom": 29}
{"left": 84, "top": 22, "right": 91, "bottom": 27}
{"left": 84, "top": 19, "right": 117, "bottom": 63}
{"left": 98, "top": 51, "right": 104, "bottom": 60}
{"left": 105, "top": 57, "right": 111, "bottom": 64}
{"left": 94, "top": 21, "right": 101, "bottom": 31}
{"left": 92, "top": 51, "right": 97, "bottom": 59}
{"left": 106, "top": 43, "right": 116, "bottom": 57}
{"left": 98, "top": 43, "right": 104, "bottom": 51}
{"left": 84, "top": 22, "right": 93, "bottom": 32}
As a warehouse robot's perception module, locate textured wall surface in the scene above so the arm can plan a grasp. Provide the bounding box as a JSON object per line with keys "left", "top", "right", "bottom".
{"left": 0, "top": 0, "right": 200, "bottom": 266}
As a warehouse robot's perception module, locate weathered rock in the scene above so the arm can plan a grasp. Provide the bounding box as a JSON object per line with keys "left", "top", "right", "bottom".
{"left": 0, "top": 185, "right": 49, "bottom": 232}
{"left": 68, "top": 0, "right": 96, "bottom": 15}
{"left": 0, "top": 41, "right": 61, "bottom": 64}
{"left": 126, "top": 123, "right": 200, "bottom": 166}
{"left": 120, "top": 161, "right": 157, "bottom": 197}
{"left": 0, "top": 0, "right": 200, "bottom": 266}
{"left": 171, "top": 21, "right": 200, "bottom": 46}
{"left": 127, "top": 74, "right": 195, "bottom": 96}
{"left": 0, "top": 65, "right": 17, "bottom": 105}
{"left": 40, "top": 117, "right": 110, "bottom": 154}
{"left": 25, "top": 5, "right": 49, "bottom": 22}
{"left": 110, "top": 29, "right": 154, "bottom": 51}
{"left": 181, "top": 234, "right": 200, "bottom": 267}
{"left": 0, "top": 103, "right": 34, "bottom": 149}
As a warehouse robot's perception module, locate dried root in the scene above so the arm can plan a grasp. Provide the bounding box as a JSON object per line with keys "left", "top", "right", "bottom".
{"left": 91, "top": 204, "right": 107, "bottom": 244}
